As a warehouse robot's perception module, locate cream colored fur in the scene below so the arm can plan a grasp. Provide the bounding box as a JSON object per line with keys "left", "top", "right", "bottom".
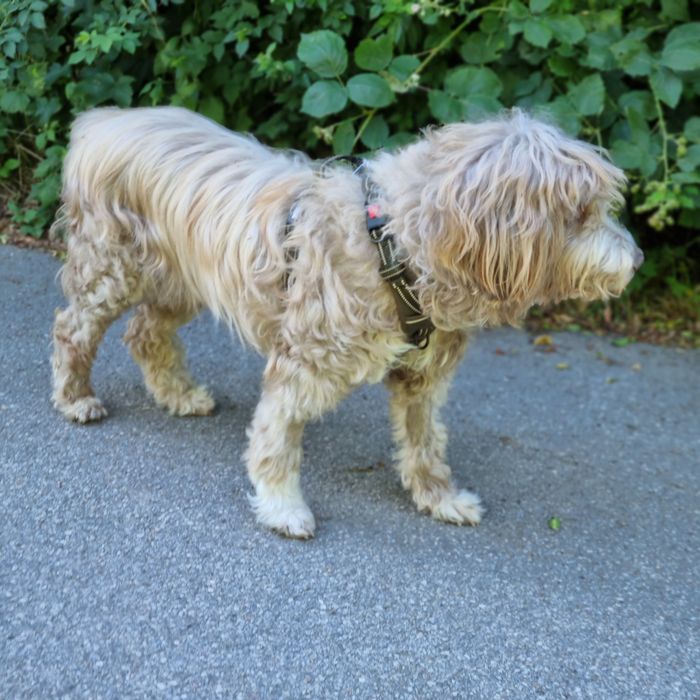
{"left": 51, "top": 106, "right": 642, "bottom": 538}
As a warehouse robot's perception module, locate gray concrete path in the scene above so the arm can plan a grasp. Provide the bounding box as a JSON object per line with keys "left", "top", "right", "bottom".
{"left": 1, "top": 245, "right": 699, "bottom": 698}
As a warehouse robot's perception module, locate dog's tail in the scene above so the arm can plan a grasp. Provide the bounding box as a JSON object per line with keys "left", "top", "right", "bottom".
{"left": 51, "top": 107, "right": 134, "bottom": 238}
{"left": 51, "top": 108, "right": 129, "bottom": 295}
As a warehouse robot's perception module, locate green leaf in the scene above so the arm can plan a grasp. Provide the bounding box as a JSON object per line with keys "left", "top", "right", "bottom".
{"left": 650, "top": 68, "right": 683, "bottom": 108}
{"left": 544, "top": 96, "right": 581, "bottom": 136}
{"left": 354, "top": 35, "right": 393, "bottom": 72}
{"left": 481, "top": 11, "right": 504, "bottom": 33}
{"left": 611, "top": 141, "right": 643, "bottom": 169}
{"left": 0, "top": 90, "right": 30, "bottom": 113}
{"left": 612, "top": 337, "right": 633, "bottom": 347}
{"left": 508, "top": 0, "right": 530, "bottom": 21}
{"left": 524, "top": 18, "right": 552, "bottom": 48}
{"left": 35, "top": 97, "right": 61, "bottom": 125}
{"left": 547, "top": 15, "right": 586, "bottom": 45}
{"left": 516, "top": 78, "right": 552, "bottom": 108}
{"left": 301, "top": 80, "right": 348, "bottom": 117}
{"left": 388, "top": 55, "right": 419, "bottom": 82}
{"left": 618, "top": 91, "right": 656, "bottom": 120}
{"left": 611, "top": 37, "right": 653, "bottom": 76}
{"left": 297, "top": 30, "right": 347, "bottom": 78}
{"left": 360, "top": 115, "right": 389, "bottom": 149}
{"left": 513, "top": 72, "right": 542, "bottom": 98}
{"left": 235, "top": 39, "right": 249, "bottom": 58}
{"left": 684, "top": 117, "right": 700, "bottom": 143}
{"left": 678, "top": 144, "right": 700, "bottom": 172}
{"left": 530, "top": 0, "right": 552, "bottom": 12}
{"left": 583, "top": 32, "right": 616, "bottom": 71}
{"left": 548, "top": 516, "right": 561, "bottom": 531}
{"left": 445, "top": 66, "right": 502, "bottom": 99}
{"left": 568, "top": 74, "right": 605, "bottom": 115}
{"left": 661, "top": 23, "right": 700, "bottom": 71}
{"left": 111, "top": 75, "right": 133, "bottom": 107}
{"left": 547, "top": 54, "right": 576, "bottom": 77}
{"left": 428, "top": 91, "right": 463, "bottom": 123}
{"left": 672, "top": 171, "right": 700, "bottom": 184}
{"left": 459, "top": 32, "right": 506, "bottom": 64}
{"left": 462, "top": 94, "right": 502, "bottom": 121}
{"left": 347, "top": 73, "right": 394, "bottom": 108}
{"left": 385, "top": 132, "right": 415, "bottom": 151}
{"left": 610, "top": 129, "right": 658, "bottom": 177}
{"left": 30, "top": 11, "right": 46, "bottom": 29}
{"left": 660, "top": 0, "right": 689, "bottom": 21}
{"left": 94, "top": 34, "right": 113, "bottom": 52}
{"left": 626, "top": 107, "right": 652, "bottom": 149}
{"left": 332, "top": 122, "right": 355, "bottom": 155}
{"left": 0, "top": 158, "right": 20, "bottom": 178}
{"left": 199, "top": 96, "right": 225, "bottom": 123}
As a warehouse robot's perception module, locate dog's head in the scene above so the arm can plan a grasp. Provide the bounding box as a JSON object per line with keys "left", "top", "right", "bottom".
{"left": 416, "top": 110, "right": 642, "bottom": 326}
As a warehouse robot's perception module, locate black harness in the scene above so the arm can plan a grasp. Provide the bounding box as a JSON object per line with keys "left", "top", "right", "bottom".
{"left": 284, "top": 156, "right": 435, "bottom": 349}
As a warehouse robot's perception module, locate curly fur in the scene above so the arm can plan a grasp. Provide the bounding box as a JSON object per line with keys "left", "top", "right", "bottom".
{"left": 51, "top": 106, "right": 642, "bottom": 538}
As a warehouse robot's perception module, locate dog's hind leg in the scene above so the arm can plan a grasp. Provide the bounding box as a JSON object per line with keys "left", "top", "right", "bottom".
{"left": 124, "top": 303, "right": 214, "bottom": 417}
{"left": 52, "top": 254, "right": 141, "bottom": 423}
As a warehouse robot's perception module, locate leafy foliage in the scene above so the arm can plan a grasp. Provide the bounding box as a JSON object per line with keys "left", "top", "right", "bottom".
{"left": 1, "top": 0, "right": 699, "bottom": 301}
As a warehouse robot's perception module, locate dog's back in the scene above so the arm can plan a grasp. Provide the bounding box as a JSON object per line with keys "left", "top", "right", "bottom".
{"left": 62, "top": 107, "right": 272, "bottom": 208}
{"left": 54, "top": 107, "right": 312, "bottom": 334}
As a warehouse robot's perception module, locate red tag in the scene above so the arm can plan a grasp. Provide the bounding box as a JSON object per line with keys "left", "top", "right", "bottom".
{"left": 367, "top": 203, "right": 382, "bottom": 219}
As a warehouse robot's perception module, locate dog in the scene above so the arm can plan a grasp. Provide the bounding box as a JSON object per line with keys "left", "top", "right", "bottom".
{"left": 51, "top": 106, "right": 643, "bottom": 538}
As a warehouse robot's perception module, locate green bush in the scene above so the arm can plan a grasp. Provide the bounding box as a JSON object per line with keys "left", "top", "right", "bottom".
{"left": 1, "top": 0, "right": 699, "bottom": 298}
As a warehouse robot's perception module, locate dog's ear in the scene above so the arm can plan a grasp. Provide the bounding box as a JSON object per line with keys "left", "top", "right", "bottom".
{"left": 418, "top": 116, "right": 625, "bottom": 305}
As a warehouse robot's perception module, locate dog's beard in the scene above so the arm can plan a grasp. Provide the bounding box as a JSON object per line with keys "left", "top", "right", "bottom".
{"left": 556, "top": 220, "right": 640, "bottom": 302}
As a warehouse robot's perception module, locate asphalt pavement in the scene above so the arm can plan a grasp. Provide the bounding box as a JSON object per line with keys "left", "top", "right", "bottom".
{"left": 1, "top": 245, "right": 699, "bottom": 698}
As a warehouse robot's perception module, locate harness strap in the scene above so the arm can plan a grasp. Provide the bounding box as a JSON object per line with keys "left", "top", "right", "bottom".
{"left": 283, "top": 203, "right": 299, "bottom": 289}
{"left": 364, "top": 199, "right": 434, "bottom": 349}
{"left": 284, "top": 156, "right": 435, "bottom": 349}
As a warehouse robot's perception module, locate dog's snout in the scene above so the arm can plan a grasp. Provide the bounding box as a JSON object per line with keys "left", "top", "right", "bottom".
{"left": 633, "top": 248, "right": 644, "bottom": 272}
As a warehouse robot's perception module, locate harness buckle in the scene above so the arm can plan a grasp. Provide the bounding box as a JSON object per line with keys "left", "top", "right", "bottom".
{"left": 366, "top": 203, "right": 387, "bottom": 234}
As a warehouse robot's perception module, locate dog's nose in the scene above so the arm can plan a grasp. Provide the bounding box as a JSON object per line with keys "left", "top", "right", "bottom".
{"left": 633, "top": 248, "right": 644, "bottom": 272}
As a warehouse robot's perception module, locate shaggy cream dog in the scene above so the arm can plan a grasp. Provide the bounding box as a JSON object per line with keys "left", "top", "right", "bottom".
{"left": 51, "top": 106, "right": 643, "bottom": 538}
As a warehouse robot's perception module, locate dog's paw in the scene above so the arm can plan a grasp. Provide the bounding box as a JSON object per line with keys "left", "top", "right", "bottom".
{"left": 249, "top": 492, "right": 316, "bottom": 540}
{"left": 430, "top": 489, "right": 483, "bottom": 526}
{"left": 59, "top": 396, "right": 108, "bottom": 423}
{"left": 166, "top": 385, "right": 215, "bottom": 417}
{"left": 270, "top": 506, "right": 316, "bottom": 540}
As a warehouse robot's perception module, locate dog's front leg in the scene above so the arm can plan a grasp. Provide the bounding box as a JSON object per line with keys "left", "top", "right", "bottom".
{"left": 385, "top": 368, "right": 483, "bottom": 526}
{"left": 245, "top": 385, "right": 312, "bottom": 539}
{"left": 244, "top": 354, "right": 342, "bottom": 539}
